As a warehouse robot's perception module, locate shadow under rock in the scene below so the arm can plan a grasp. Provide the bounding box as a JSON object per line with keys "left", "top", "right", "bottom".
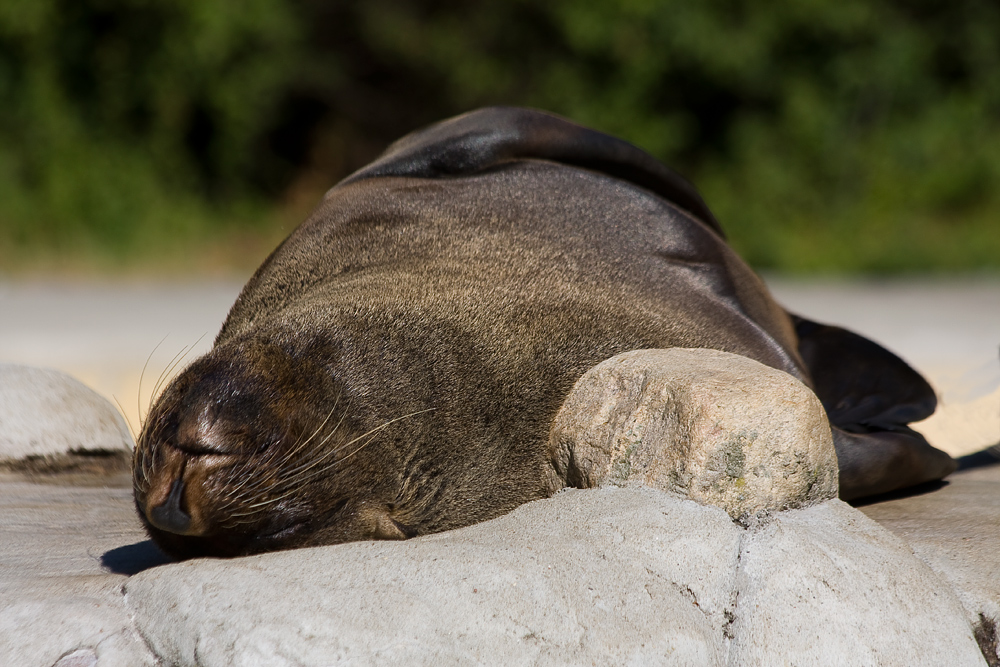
{"left": 850, "top": 479, "right": 950, "bottom": 508}
{"left": 102, "top": 540, "right": 172, "bottom": 575}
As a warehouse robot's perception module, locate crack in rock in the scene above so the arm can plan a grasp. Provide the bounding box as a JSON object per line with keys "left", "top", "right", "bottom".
{"left": 975, "top": 613, "right": 1000, "bottom": 667}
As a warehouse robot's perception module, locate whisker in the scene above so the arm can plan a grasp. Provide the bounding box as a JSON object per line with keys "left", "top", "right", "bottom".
{"left": 279, "top": 408, "right": 434, "bottom": 488}
{"left": 221, "top": 429, "right": 297, "bottom": 504}
{"left": 149, "top": 346, "right": 183, "bottom": 407}
{"left": 228, "top": 486, "right": 302, "bottom": 514}
{"left": 113, "top": 395, "right": 137, "bottom": 444}
{"left": 224, "top": 446, "right": 283, "bottom": 500}
{"left": 285, "top": 395, "right": 344, "bottom": 461}
{"left": 148, "top": 345, "right": 188, "bottom": 407}
{"left": 138, "top": 335, "right": 168, "bottom": 431}
{"left": 163, "top": 333, "right": 206, "bottom": 385}
{"left": 268, "top": 419, "right": 346, "bottom": 483}
{"left": 224, "top": 408, "right": 435, "bottom": 520}
{"left": 142, "top": 333, "right": 208, "bottom": 433}
{"left": 272, "top": 422, "right": 349, "bottom": 482}
{"left": 211, "top": 394, "right": 349, "bottom": 505}
{"left": 284, "top": 431, "right": 381, "bottom": 488}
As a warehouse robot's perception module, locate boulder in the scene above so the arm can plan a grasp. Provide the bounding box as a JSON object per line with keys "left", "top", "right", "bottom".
{"left": 125, "top": 488, "right": 986, "bottom": 667}
{"left": 730, "top": 500, "right": 983, "bottom": 665}
{"left": 0, "top": 364, "right": 133, "bottom": 464}
{"left": 549, "top": 349, "right": 838, "bottom": 521}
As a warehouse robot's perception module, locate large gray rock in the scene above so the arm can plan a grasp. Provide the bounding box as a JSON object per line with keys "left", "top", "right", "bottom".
{"left": 127, "top": 487, "right": 742, "bottom": 667}
{"left": 861, "top": 464, "right": 1000, "bottom": 665}
{"left": 0, "top": 364, "right": 133, "bottom": 461}
{"left": 730, "top": 500, "right": 984, "bottom": 666}
{"left": 125, "top": 487, "right": 986, "bottom": 667}
{"left": 549, "top": 349, "right": 839, "bottom": 521}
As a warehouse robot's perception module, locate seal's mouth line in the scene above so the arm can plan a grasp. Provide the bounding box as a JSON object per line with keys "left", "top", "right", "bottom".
{"left": 255, "top": 518, "right": 309, "bottom": 543}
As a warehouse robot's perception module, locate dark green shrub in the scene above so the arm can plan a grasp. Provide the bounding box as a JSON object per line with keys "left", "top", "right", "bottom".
{"left": 2, "top": 0, "right": 998, "bottom": 272}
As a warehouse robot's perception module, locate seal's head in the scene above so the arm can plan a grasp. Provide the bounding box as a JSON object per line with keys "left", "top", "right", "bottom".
{"left": 133, "top": 338, "right": 418, "bottom": 560}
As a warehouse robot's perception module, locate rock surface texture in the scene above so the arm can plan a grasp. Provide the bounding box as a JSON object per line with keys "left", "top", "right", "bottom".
{"left": 1, "top": 361, "right": 995, "bottom": 666}
{"left": 549, "top": 349, "right": 839, "bottom": 520}
{"left": 122, "top": 488, "right": 987, "bottom": 667}
{"left": 0, "top": 365, "right": 154, "bottom": 667}
{"left": 0, "top": 364, "right": 133, "bottom": 462}
{"left": 861, "top": 465, "right": 1000, "bottom": 667}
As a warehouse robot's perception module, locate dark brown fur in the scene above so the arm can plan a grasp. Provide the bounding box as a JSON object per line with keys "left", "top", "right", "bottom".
{"left": 134, "top": 108, "right": 955, "bottom": 559}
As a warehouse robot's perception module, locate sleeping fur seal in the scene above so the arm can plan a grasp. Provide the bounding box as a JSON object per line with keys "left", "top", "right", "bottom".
{"left": 133, "top": 107, "right": 956, "bottom": 559}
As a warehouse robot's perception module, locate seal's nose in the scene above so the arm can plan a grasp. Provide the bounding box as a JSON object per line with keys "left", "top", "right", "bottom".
{"left": 140, "top": 446, "right": 213, "bottom": 537}
{"left": 148, "top": 478, "right": 192, "bottom": 534}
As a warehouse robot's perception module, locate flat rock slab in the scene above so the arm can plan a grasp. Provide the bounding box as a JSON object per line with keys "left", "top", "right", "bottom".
{"left": 860, "top": 465, "right": 1000, "bottom": 664}
{"left": 2, "top": 473, "right": 996, "bottom": 666}
{"left": 0, "top": 473, "right": 163, "bottom": 667}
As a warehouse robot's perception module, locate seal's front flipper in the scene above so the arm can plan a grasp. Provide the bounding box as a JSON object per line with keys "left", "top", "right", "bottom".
{"left": 791, "top": 314, "right": 957, "bottom": 500}
{"left": 792, "top": 315, "right": 937, "bottom": 428}
{"left": 830, "top": 426, "right": 956, "bottom": 500}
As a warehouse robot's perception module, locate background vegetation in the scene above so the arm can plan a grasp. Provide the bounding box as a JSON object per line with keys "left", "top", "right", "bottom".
{"left": 2, "top": 0, "right": 998, "bottom": 274}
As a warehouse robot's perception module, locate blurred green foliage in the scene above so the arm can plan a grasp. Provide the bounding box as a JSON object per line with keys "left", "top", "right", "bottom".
{"left": 0, "top": 0, "right": 298, "bottom": 265}
{"left": 2, "top": 0, "right": 998, "bottom": 272}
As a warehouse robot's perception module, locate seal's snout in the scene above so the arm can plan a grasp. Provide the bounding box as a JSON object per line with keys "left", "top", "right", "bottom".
{"left": 139, "top": 439, "right": 222, "bottom": 538}
{"left": 148, "top": 478, "right": 192, "bottom": 534}
{"left": 139, "top": 388, "right": 259, "bottom": 538}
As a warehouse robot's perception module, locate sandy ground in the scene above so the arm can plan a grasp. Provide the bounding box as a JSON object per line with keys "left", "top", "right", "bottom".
{"left": 1, "top": 276, "right": 997, "bottom": 456}
{"left": 0, "top": 280, "right": 243, "bottom": 440}
{"left": 767, "top": 277, "right": 1000, "bottom": 456}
